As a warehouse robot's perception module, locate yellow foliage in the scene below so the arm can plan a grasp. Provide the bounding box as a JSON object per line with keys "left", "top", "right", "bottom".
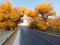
{"left": 35, "top": 2, "right": 55, "bottom": 16}
{"left": 37, "top": 21, "right": 47, "bottom": 30}
{"left": 10, "top": 7, "right": 19, "bottom": 21}
{"left": 19, "top": 7, "right": 27, "bottom": 17}
{"left": 0, "top": 1, "right": 12, "bottom": 12}
{"left": 0, "top": 1, "right": 20, "bottom": 30}
{"left": 0, "top": 21, "right": 7, "bottom": 28}
{"left": 0, "top": 14, "right": 4, "bottom": 21}
{"left": 0, "top": 1, "right": 59, "bottom": 31}
{"left": 47, "top": 18, "right": 54, "bottom": 26}
{"left": 26, "top": 10, "right": 37, "bottom": 18}
{"left": 7, "top": 20, "right": 16, "bottom": 28}
{"left": 53, "top": 17, "right": 60, "bottom": 29}
{"left": 48, "top": 12, "right": 56, "bottom": 16}
{"left": 20, "top": 7, "right": 27, "bottom": 12}
{"left": 19, "top": 11, "right": 24, "bottom": 16}
{"left": 36, "top": 18, "right": 48, "bottom": 30}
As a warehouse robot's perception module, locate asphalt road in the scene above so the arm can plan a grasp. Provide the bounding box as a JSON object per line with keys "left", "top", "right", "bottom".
{"left": 20, "top": 26, "right": 60, "bottom": 45}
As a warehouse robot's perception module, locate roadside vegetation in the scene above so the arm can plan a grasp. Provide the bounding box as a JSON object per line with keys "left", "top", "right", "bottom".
{"left": 0, "top": 0, "right": 60, "bottom": 36}
{"left": 0, "top": 0, "right": 26, "bottom": 31}
{"left": 25, "top": 2, "right": 60, "bottom": 36}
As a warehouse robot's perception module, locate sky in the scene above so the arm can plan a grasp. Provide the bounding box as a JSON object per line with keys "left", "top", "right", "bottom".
{"left": 0, "top": 0, "right": 60, "bottom": 25}
{"left": 0, "top": 0, "right": 60, "bottom": 16}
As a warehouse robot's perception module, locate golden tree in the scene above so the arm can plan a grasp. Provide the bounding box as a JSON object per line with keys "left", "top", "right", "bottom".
{"left": 19, "top": 7, "right": 27, "bottom": 17}
{"left": 0, "top": 1, "right": 60, "bottom": 32}
{"left": 0, "top": 1, "right": 22, "bottom": 30}
{"left": 35, "top": 2, "right": 56, "bottom": 22}
{"left": 25, "top": 2, "right": 56, "bottom": 31}
{"left": 35, "top": 17, "right": 49, "bottom": 31}
{"left": 53, "top": 17, "right": 60, "bottom": 29}
{"left": 10, "top": 7, "right": 19, "bottom": 21}
{"left": 26, "top": 10, "right": 37, "bottom": 18}
{"left": 26, "top": 10, "right": 39, "bottom": 29}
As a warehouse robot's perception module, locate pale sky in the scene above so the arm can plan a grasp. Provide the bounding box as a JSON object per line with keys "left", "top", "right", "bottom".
{"left": 0, "top": 0, "right": 60, "bottom": 16}
{"left": 0, "top": 0, "right": 60, "bottom": 25}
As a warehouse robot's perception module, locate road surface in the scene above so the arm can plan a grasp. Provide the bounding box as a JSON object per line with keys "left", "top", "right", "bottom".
{"left": 20, "top": 26, "right": 60, "bottom": 45}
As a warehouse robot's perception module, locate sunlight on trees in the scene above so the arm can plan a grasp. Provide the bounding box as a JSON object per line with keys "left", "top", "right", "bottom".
{"left": 25, "top": 2, "right": 59, "bottom": 31}
{"left": 0, "top": 1, "right": 60, "bottom": 31}
{"left": 35, "top": 2, "right": 56, "bottom": 22}
{"left": 26, "top": 10, "right": 38, "bottom": 18}
{"left": 0, "top": 1, "right": 23, "bottom": 30}
{"left": 53, "top": 17, "right": 60, "bottom": 29}
{"left": 19, "top": 7, "right": 27, "bottom": 17}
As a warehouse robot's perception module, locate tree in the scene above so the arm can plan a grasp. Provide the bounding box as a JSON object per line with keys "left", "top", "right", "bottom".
{"left": 19, "top": 7, "right": 27, "bottom": 17}
{"left": 25, "top": 2, "right": 56, "bottom": 31}
{"left": 0, "top": 1, "right": 23, "bottom": 30}
{"left": 26, "top": 10, "right": 38, "bottom": 29}
{"left": 53, "top": 17, "right": 60, "bottom": 30}
{"left": 26, "top": 10, "right": 38, "bottom": 18}
{"left": 35, "top": 2, "right": 56, "bottom": 22}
